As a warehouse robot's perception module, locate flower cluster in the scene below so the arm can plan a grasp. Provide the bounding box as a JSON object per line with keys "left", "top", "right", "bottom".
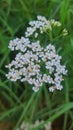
{"left": 17, "top": 120, "right": 51, "bottom": 130}
{"left": 25, "top": 16, "right": 67, "bottom": 38}
{"left": 25, "top": 16, "right": 51, "bottom": 38}
{"left": 6, "top": 16, "right": 67, "bottom": 92}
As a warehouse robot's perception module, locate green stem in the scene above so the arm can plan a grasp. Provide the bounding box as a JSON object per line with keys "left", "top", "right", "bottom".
{"left": 53, "top": 34, "right": 64, "bottom": 42}
{"left": 49, "top": 29, "right": 53, "bottom": 42}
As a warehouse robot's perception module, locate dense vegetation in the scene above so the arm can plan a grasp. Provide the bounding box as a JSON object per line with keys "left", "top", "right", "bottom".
{"left": 0, "top": 0, "right": 73, "bottom": 130}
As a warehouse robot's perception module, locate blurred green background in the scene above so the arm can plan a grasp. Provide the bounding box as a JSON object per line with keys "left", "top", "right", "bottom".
{"left": 0, "top": 0, "right": 73, "bottom": 130}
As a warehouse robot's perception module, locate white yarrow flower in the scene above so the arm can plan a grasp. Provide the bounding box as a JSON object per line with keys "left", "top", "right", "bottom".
{"left": 6, "top": 16, "right": 67, "bottom": 92}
